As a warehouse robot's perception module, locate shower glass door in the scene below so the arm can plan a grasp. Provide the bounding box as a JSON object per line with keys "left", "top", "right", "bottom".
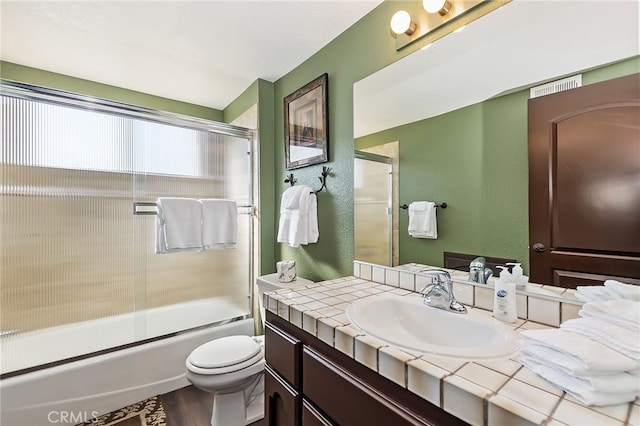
{"left": 354, "top": 151, "right": 392, "bottom": 266}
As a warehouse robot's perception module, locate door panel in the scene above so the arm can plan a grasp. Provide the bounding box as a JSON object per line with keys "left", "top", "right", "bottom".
{"left": 528, "top": 73, "right": 640, "bottom": 287}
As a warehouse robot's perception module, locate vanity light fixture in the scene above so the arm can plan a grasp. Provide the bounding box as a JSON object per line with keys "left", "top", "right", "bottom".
{"left": 390, "top": 0, "right": 511, "bottom": 50}
{"left": 390, "top": 10, "right": 417, "bottom": 35}
{"left": 423, "top": 0, "right": 452, "bottom": 16}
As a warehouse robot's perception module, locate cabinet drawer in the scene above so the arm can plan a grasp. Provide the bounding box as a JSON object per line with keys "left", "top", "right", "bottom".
{"left": 265, "top": 322, "right": 301, "bottom": 387}
{"left": 302, "top": 347, "right": 424, "bottom": 426}
{"left": 265, "top": 365, "right": 300, "bottom": 426}
{"left": 302, "top": 400, "right": 334, "bottom": 426}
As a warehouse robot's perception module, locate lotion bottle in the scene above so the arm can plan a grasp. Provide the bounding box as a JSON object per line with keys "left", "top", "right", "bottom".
{"left": 506, "top": 262, "right": 529, "bottom": 291}
{"left": 493, "top": 266, "right": 517, "bottom": 323}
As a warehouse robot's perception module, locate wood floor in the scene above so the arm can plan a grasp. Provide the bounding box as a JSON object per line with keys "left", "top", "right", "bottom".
{"left": 159, "top": 385, "right": 265, "bottom": 426}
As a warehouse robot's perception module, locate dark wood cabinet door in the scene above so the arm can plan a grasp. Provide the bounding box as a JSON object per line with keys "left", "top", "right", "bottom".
{"left": 265, "top": 365, "right": 300, "bottom": 426}
{"left": 528, "top": 73, "right": 640, "bottom": 287}
{"left": 301, "top": 400, "right": 334, "bottom": 426}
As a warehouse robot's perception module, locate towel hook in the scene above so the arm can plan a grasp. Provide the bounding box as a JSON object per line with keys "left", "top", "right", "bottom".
{"left": 283, "top": 166, "right": 332, "bottom": 194}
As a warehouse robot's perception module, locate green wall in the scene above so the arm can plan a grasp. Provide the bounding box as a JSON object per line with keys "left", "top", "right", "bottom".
{"left": 356, "top": 56, "right": 640, "bottom": 273}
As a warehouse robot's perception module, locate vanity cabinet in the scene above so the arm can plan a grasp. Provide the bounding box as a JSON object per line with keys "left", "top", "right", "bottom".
{"left": 264, "top": 312, "right": 468, "bottom": 426}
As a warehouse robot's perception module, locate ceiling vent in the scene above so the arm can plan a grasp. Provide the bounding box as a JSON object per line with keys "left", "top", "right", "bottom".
{"left": 530, "top": 75, "right": 582, "bottom": 98}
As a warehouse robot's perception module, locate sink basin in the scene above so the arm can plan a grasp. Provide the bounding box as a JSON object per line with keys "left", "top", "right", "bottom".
{"left": 346, "top": 294, "right": 518, "bottom": 359}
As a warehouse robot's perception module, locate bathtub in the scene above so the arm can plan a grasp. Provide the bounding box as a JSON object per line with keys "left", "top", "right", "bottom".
{"left": 0, "top": 298, "right": 254, "bottom": 426}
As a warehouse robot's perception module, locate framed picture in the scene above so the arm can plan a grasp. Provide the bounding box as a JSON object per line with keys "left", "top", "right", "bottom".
{"left": 284, "top": 73, "right": 329, "bottom": 170}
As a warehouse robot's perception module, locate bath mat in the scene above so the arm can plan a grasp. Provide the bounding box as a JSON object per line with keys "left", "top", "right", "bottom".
{"left": 76, "top": 396, "right": 167, "bottom": 426}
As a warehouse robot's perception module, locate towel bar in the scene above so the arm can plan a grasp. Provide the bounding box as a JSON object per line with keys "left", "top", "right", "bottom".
{"left": 400, "top": 202, "right": 447, "bottom": 210}
{"left": 133, "top": 201, "right": 253, "bottom": 216}
{"left": 284, "top": 166, "right": 331, "bottom": 194}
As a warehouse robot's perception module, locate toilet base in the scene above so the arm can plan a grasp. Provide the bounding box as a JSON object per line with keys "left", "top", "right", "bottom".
{"left": 209, "top": 375, "right": 265, "bottom": 426}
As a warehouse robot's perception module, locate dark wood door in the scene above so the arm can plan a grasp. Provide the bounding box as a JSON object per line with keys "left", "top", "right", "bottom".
{"left": 528, "top": 73, "right": 640, "bottom": 288}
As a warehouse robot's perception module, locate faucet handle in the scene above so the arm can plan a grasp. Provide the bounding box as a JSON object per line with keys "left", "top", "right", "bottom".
{"left": 421, "top": 269, "right": 452, "bottom": 288}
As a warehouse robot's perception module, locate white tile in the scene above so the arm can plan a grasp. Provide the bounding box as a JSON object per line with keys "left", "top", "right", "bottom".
{"left": 499, "top": 378, "right": 561, "bottom": 415}
{"left": 420, "top": 354, "right": 468, "bottom": 373}
{"left": 519, "top": 320, "right": 555, "bottom": 331}
{"left": 475, "top": 286, "right": 494, "bottom": 311}
{"left": 334, "top": 325, "right": 362, "bottom": 357}
{"left": 456, "top": 362, "right": 509, "bottom": 392}
{"left": 477, "top": 358, "right": 521, "bottom": 377}
{"left": 399, "top": 271, "right": 416, "bottom": 291}
{"left": 442, "top": 375, "right": 492, "bottom": 426}
{"left": 277, "top": 298, "right": 294, "bottom": 320}
{"left": 354, "top": 334, "right": 387, "bottom": 371}
{"left": 517, "top": 294, "right": 528, "bottom": 319}
{"left": 563, "top": 395, "right": 630, "bottom": 422}
{"left": 629, "top": 403, "right": 640, "bottom": 426}
{"left": 302, "top": 310, "right": 323, "bottom": 336}
{"left": 378, "top": 346, "right": 414, "bottom": 387}
{"left": 335, "top": 293, "right": 359, "bottom": 302}
{"left": 552, "top": 398, "right": 625, "bottom": 426}
{"left": 385, "top": 268, "right": 400, "bottom": 286}
{"left": 289, "top": 305, "right": 307, "bottom": 328}
{"left": 528, "top": 297, "right": 560, "bottom": 327}
{"left": 407, "top": 358, "right": 449, "bottom": 407}
{"left": 360, "top": 264, "right": 372, "bottom": 281}
{"left": 416, "top": 273, "right": 431, "bottom": 294}
{"left": 453, "top": 282, "right": 474, "bottom": 306}
{"left": 372, "top": 266, "right": 385, "bottom": 284}
{"left": 353, "top": 261, "right": 361, "bottom": 277}
{"left": 487, "top": 393, "right": 549, "bottom": 426}
{"left": 560, "top": 302, "right": 582, "bottom": 324}
{"left": 316, "top": 317, "right": 341, "bottom": 346}
{"left": 315, "top": 305, "right": 342, "bottom": 318}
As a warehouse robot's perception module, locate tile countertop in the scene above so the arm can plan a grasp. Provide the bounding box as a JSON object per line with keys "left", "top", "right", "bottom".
{"left": 264, "top": 273, "right": 640, "bottom": 426}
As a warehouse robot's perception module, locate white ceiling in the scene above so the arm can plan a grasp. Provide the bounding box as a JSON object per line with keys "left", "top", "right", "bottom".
{"left": 354, "top": 0, "right": 640, "bottom": 138}
{"left": 1, "top": 0, "right": 383, "bottom": 110}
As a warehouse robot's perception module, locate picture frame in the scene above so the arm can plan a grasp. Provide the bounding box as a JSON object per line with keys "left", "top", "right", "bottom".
{"left": 284, "top": 73, "right": 329, "bottom": 170}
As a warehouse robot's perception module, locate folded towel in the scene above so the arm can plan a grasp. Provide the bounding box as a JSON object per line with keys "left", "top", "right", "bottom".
{"left": 576, "top": 285, "right": 619, "bottom": 303}
{"left": 200, "top": 199, "right": 237, "bottom": 250}
{"left": 156, "top": 197, "right": 203, "bottom": 254}
{"left": 520, "top": 355, "right": 640, "bottom": 406}
{"left": 277, "top": 185, "right": 318, "bottom": 248}
{"left": 561, "top": 317, "right": 640, "bottom": 360}
{"left": 408, "top": 201, "right": 437, "bottom": 239}
{"left": 580, "top": 300, "right": 640, "bottom": 332}
{"left": 519, "top": 329, "right": 640, "bottom": 375}
{"left": 604, "top": 279, "right": 640, "bottom": 302}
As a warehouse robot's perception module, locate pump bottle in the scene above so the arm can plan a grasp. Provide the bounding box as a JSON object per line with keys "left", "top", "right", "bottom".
{"left": 506, "top": 262, "right": 529, "bottom": 291}
{"left": 493, "top": 266, "right": 517, "bottom": 323}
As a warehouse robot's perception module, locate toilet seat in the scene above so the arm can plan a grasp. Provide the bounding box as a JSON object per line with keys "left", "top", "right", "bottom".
{"left": 187, "top": 335, "right": 264, "bottom": 376}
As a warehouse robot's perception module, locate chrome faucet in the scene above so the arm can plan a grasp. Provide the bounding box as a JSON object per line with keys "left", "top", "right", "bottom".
{"left": 468, "top": 257, "right": 493, "bottom": 284}
{"left": 419, "top": 270, "right": 467, "bottom": 314}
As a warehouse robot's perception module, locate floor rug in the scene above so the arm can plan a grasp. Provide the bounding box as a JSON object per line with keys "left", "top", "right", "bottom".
{"left": 76, "top": 396, "right": 167, "bottom": 426}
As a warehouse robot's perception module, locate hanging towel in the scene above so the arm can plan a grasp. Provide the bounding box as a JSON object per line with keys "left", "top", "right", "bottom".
{"left": 156, "top": 197, "right": 203, "bottom": 254}
{"left": 518, "top": 329, "right": 640, "bottom": 375}
{"left": 200, "top": 199, "right": 237, "bottom": 250}
{"left": 408, "top": 201, "right": 437, "bottom": 239}
{"left": 560, "top": 317, "right": 640, "bottom": 360}
{"left": 277, "top": 185, "right": 319, "bottom": 248}
{"left": 519, "top": 355, "right": 640, "bottom": 406}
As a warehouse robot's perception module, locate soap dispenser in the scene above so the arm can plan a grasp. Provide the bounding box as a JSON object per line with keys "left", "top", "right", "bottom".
{"left": 506, "top": 262, "right": 529, "bottom": 291}
{"left": 493, "top": 266, "right": 517, "bottom": 323}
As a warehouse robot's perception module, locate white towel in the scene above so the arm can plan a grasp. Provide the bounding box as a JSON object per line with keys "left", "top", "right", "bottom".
{"left": 200, "top": 199, "right": 237, "bottom": 250}
{"left": 408, "top": 201, "right": 437, "bottom": 239}
{"left": 576, "top": 285, "right": 619, "bottom": 303}
{"left": 519, "top": 355, "right": 640, "bottom": 406}
{"left": 519, "top": 329, "right": 640, "bottom": 375}
{"left": 156, "top": 197, "right": 203, "bottom": 254}
{"left": 580, "top": 300, "right": 640, "bottom": 332}
{"left": 561, "top": 317, "right": 640, "bottom": 360}
{"left": 604, "top": 279, "right": 640, "bottom": 302}
{"left": 277, "top": 185, "right": 319, "bottom": 248}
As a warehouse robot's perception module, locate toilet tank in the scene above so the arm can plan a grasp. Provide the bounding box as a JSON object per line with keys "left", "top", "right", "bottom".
{"left": 256, "top": 273, "right": 314, "bottom": 326}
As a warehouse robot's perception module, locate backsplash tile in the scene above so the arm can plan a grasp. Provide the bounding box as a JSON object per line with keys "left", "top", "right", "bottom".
{"left": 372, "top": 266, "right": 385, "bottom": 284}
{"left": 528, "top": 297, "right": 560, "bottom": 327}
{"left": 399, "top": 271, "right": 415, "bottom": 291}
{"left": 474, "top": 286, "right": 494, "bottom": 311}
{"left": 385, "top": 268, "right": 399, "bottom": 287}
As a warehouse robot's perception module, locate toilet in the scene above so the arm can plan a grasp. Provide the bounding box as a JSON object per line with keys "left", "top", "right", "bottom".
{"left": 185, "top": 273, "right": 314, "bottom": 426}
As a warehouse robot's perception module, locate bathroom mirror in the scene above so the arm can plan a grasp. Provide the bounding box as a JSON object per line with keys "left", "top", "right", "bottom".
{"left": 352, "top": 0, "right": 639, "bottom": 300}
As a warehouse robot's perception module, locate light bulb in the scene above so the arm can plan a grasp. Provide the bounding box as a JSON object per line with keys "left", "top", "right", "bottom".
{"left": 390, "top": 10, "right": 413, "bottom": 35}
{"left": 423, "top": 0, "right": 451, "bottom": 16}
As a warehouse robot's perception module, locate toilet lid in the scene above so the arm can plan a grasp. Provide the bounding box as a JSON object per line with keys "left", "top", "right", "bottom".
{"left": 189, "top": 335, "right": 261, "bottom": 369}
